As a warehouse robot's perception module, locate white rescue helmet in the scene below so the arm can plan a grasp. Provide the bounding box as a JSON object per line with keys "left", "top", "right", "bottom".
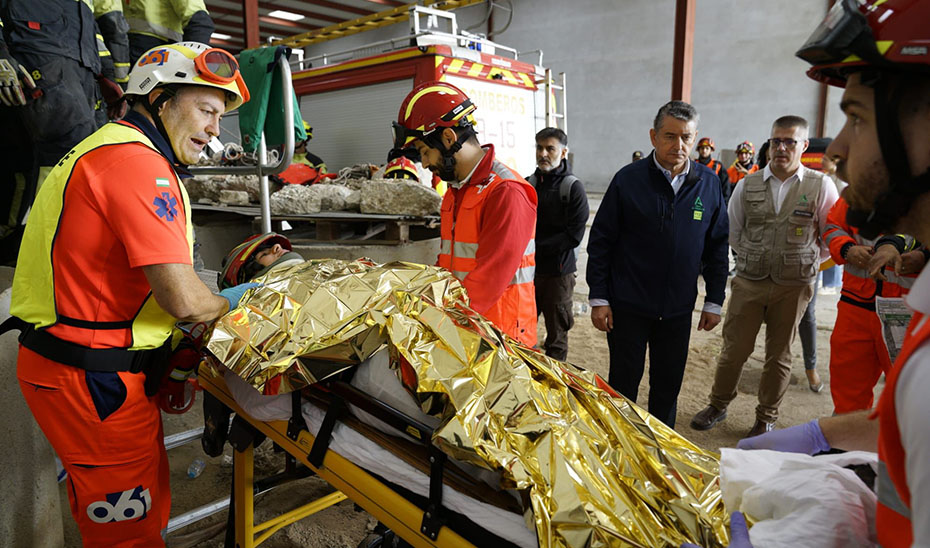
{"left": 125, "top": 42, "right": 250, "bottom": 111}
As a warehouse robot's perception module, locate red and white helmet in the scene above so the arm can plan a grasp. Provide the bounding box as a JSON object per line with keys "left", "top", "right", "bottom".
{"left": 735, "top": 141, "right": 754, "bottom": 155}
{"left": 219, "top": 233, "right": 292, "bottom": 289}
{"left": 392, "top": 81, "right": 477, "bottom": 149}
{"left": 383, "top": 156, "right": 420, "bottom": 180}
{"left": 696, "top": 137, "right": 715, "bottom": 150}
{"left": 796, "top": 0, "right": 930, "bottom": 239}
{"left": 125, "top": 42, "right": 250, "bottom": 111}
{"left": 797, "top": 0, "right": 930, "bottom": 88}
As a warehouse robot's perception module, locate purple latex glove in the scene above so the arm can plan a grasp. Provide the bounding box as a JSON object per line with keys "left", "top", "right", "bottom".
{"left": 681, "top": 511, "right": 753, "bottom": 548}
{"left": 737, "top": 419, "right": 831, "bottom": 455}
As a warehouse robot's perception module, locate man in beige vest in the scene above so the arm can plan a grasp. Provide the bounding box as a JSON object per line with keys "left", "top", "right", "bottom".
{"left": 690, "top": 115, "right": 839, "bottom": 439}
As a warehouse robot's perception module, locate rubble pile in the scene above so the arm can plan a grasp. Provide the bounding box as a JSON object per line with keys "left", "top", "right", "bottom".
{"left": 360, "top": 180, "right": 442, "bottom": 217}
{"left": 184, "top": 164, "right": 440, "bottom": 216}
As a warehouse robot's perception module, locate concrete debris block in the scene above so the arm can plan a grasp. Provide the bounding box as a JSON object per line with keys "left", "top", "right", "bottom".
{"left": 315, "top": 184, "right": 355, "bottom": 211}
{"left": 345, "top": 190, "right": 361, "bottom": 211}
{"left": 270, "top": 184, "right": 321, "bottom": 215}
{"left": 183, "top": 174, "right": 274, "bottom": 205}
{"left": 360, "top": 180, "right": 441, "bottom": 216}
{"left": 269, "top": 184, "right": 359, "bottom": 214}
{"left": 183, "top": 176, "right": 223, "bottom": 203}
{"left": 218, "top": 190, "right": 250, "bottom": 206}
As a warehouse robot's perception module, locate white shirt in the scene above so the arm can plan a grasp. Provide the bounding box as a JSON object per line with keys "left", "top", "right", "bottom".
{"left": 727, "top": 164, "right": 840, "bottom": 261}
{"left": 653, "top": 153, "right": 690, "bottom": 195}
{"left": 450, "top": 149, "right": 487, "bottom": 189}
{"left": 897, "top": 266, "right": 930, "bottom": 547}
{"left": 590, "top": 156, "right": 720, "bottom": 315}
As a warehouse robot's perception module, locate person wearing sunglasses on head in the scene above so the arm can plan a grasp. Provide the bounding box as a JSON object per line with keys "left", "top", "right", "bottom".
{"left": 5, "top": 42, "right": 254, "bottom": 546}
{"left": 691, "top": 114, "right": 840, "bottom": 439}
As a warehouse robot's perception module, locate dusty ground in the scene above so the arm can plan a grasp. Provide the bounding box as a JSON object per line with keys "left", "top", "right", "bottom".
{"left": 59, "top": 195, "right": 864, "bottom": 547}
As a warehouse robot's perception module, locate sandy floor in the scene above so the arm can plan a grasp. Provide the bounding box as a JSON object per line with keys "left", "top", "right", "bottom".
{"left": 59, "top": 196, "right": 865, "bottom": 547}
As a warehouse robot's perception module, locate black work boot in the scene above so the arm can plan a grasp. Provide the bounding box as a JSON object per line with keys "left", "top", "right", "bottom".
{"left": 690, "top": 405, "right": 727, "bottom": 430}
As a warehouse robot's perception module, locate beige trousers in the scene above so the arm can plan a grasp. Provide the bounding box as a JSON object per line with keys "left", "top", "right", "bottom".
{"left": 709, "top": 276, "right": 815, "bottom": 423}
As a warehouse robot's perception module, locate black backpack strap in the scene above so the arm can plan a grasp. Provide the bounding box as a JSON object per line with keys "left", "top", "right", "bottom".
{"left": 559, "top": 175, "right": 579, "bottom": 207}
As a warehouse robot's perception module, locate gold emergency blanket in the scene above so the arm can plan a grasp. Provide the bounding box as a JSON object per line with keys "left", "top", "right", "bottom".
{"left": 207, "top": 259, "right": 729, "bottom": 547}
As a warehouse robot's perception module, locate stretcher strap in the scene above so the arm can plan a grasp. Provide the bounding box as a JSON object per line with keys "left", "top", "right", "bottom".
{"left": 421, "top": 446, "right": 447, "bottom": 540}
{"left": 287, "top": 391, "right": 303, "bottom": 442}
{"left": 308, "top": 396, "right": 347, "bottom": 468}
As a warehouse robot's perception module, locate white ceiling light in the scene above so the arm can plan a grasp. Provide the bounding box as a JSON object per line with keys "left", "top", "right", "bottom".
{"left": 211, "top": 32, "right": 232, "bottom": 40}
{"left": 268, "top": 9, "right": 304, "bottom": 21}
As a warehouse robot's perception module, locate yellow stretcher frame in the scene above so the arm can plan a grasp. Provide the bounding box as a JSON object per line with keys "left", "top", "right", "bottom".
{"left": 198, "top": 364, "right": 476, "bottom": 548}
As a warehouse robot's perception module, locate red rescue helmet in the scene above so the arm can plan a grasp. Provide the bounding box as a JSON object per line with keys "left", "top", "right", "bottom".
{"left": 392, "top": 81, "right": 477, "bottom": 149}
{"left": 797, "top": 0, "right": 930, "bottom": 239}
{"left": 383, "top": 156, "right": 420, "bottom": 180}
{"left": 797, "top": 0, "right": 930, "bottom": 87}
{"left": 735, "top": 141, "right": 754, "bottom": 155}
{"left": 696, "top": 137, "right": 715, "bottom": 150}
{"left": 219, "top": 233, "right": 292, "bottom": 289}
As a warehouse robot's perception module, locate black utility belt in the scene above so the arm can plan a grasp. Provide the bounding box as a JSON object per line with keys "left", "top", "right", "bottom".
{"left": 0, "top": 316, "right": 170, "bottom": 374}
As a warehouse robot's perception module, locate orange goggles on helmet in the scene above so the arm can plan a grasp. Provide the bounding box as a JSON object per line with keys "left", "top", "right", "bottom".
{"left": 193, "top": 48, "right": 251, "bottom": 103}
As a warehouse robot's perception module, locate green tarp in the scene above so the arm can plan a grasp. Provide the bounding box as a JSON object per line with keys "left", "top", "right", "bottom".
{"left": 237, "top": 46, "right": 306, "bottom": 154}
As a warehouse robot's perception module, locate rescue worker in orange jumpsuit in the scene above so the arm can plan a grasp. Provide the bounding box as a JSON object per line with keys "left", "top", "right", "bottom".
{"left": 695, "top": 137, "right": 730, "bottom": 202}
{"left": 726, "top": 141, "right": 759, "bottom": 190}
{"left": 6, "top": 42, "right": 256, "bottom": 546}
{"left": 737, "top": 2, "right": 930, "bottom": 547}
{"left": 393, "top": 81, "right": 538, "bottom": 347}
{"left": 822, "top": 196, "right": 924, "bottom": 413}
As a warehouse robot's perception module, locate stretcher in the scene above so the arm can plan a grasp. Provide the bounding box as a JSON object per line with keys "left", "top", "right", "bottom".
{"left": 197, "top": 358, "right": 536, "bottom": 548}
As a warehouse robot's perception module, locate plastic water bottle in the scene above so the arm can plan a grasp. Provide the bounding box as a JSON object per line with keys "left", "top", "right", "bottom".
{"left": 187, "top": 457, "right": 206, "bottom": 479}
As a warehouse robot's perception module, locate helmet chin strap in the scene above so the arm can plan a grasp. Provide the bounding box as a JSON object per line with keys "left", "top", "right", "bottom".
{"left": 141, "top": 86, "right": 181, "bottom": 163}
{"left": 427, "top": 127, "right": 474, "bottom": 184}
{"left": 846, "top": 74, "right": 930, "bottom": 239}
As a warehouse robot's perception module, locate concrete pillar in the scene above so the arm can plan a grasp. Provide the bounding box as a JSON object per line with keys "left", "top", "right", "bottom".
{"left": 0, "top": 267, "right": 65, "bottom": 547}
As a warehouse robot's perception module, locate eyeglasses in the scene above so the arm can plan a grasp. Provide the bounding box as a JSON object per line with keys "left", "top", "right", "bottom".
{"left": 769, "top": 138, "right": 800, "bottom": 150}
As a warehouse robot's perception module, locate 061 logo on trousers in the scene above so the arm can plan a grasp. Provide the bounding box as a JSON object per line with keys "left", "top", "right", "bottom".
{"left": 87, "top": 486, "right": 152, "bottom": 523}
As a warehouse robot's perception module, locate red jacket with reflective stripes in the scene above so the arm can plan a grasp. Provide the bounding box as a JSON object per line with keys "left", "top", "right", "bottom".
{"left": 821, "top": 197, "right": 915, "bottom": 308}
{"left": 875, "top": 311, "right": 930, "bottom": 547}
{"left": 437, "top": 145, "right": 538, "bottom": 347}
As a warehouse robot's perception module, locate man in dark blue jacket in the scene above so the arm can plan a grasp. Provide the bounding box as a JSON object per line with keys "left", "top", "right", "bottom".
{"left": 587, "top": 100, "right": 729, "bottom": 428}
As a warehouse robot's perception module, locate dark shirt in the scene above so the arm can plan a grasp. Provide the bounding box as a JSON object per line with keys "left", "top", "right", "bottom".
{"left": 527, "top": 160, "right": 589, "bottom": 276}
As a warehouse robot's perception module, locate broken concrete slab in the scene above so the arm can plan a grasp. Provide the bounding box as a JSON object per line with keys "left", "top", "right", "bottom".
{"left": 360, "top": 180, "right": 441, "bottom": 216}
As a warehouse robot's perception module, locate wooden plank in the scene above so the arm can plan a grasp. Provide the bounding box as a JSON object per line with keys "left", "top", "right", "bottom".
{"left": 385, "top": 222, "right": 409, "bottom": 243}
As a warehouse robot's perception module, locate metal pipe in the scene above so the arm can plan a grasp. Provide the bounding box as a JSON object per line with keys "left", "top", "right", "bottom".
{"left": 189, "top": 53, "right": 294, "bottom": 232}
{"left": 164, "top": 427, "right": 204, "bottom": 451}
{"left": 517, "top": 49, "right": 543, "bottom": 66}
{"left": 166, "top": 496, "right": 230, "bottom": 534}
{"left": 258, "top": 137, "right": 271, "bottom": 233}
{"left": 561, "top": 72, "right": 568, "bottom": 135}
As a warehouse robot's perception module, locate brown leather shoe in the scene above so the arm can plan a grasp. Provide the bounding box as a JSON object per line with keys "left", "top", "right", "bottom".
{"left": 745, "top": 420, "right": 775, "bottom": 439}
{"left": 690, "top": 405, "right": 727, "bottom": 430}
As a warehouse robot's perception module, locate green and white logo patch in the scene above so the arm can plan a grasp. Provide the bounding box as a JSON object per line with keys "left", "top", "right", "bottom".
{"left": 155, "top": 178, "right": 170, "bottom": 187}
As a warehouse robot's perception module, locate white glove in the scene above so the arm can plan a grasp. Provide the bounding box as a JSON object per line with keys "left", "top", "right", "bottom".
{"left": 0, "top": 58, "right": 36, "bottom": 106}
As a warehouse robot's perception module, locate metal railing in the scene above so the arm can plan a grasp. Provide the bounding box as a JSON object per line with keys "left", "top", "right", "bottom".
{"left": 189, "top": 53, "right": 295, "bottom": 234}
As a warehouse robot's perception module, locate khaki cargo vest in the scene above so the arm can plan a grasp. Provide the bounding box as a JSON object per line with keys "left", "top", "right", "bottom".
{"left": 736, "top": 168, "right": 825, "bottom": 286}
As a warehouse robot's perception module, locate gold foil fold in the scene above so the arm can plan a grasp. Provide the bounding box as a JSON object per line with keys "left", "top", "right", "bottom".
{"left": 207, "top": 259, "right": 729, "bottom": 547}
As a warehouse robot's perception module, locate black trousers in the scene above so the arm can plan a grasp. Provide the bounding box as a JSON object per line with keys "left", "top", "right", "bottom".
{"left": 606, "top": 306, "right": 692, "bottom": 428}
{"left": 535, "top": 274, "right": 575, "bottom": 361}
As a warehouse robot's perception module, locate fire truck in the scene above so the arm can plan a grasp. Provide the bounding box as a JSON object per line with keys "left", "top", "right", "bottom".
{"left": 288, "top": 5, "right": 566, "bottom": 177}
